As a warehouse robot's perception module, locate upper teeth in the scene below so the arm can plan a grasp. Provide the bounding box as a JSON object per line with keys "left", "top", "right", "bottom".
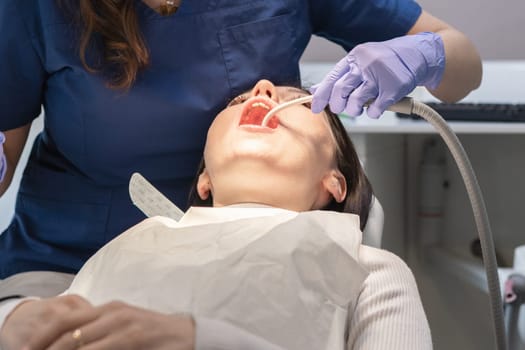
{"left": 251, "top": 102, "right": 270, "bottom": 110}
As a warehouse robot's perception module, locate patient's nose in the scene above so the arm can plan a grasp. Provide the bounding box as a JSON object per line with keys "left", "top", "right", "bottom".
{"left": 251, "top": 80, "right": 278, "bottom": 102}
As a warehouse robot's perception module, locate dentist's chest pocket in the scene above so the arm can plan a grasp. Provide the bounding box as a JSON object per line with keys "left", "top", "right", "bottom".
{"left": 218, "top": 14, "right": 301, "bottom": 96}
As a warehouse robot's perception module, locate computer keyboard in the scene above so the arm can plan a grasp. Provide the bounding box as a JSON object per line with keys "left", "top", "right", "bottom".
{"left": 396, "top": 102, "right": 525, "bottom": 122}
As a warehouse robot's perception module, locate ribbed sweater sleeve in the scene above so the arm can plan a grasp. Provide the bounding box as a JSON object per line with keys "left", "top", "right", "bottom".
{"left": 346, "top": 245, "right": 432, "bottom": 349}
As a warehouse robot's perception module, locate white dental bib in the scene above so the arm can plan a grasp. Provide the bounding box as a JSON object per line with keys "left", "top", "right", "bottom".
{"left": 67, "top": 206, "right": 368, "bottom": 350}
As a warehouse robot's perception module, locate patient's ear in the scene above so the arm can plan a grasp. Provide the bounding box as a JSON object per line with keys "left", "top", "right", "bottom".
{"left": 322, "top": 170, "right": 347, "bottom": 203}
{"left": 197, "top": 170, "right": 212, "bottom": 200}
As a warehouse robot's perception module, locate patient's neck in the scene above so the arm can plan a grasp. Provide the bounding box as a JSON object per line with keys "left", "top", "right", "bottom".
{"left": 204, "top": 161, "right": 332, "bottom": 212}
{"left": 211, "top": 186, "right": 315, "bottom": 212}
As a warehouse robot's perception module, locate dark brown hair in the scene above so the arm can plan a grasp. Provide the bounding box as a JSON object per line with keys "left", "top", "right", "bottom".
{"left": 59, "top": 0, "right": 149, "bottom": 89}
{"left": 187, "top": 101, "right": 374, "bottom": 231}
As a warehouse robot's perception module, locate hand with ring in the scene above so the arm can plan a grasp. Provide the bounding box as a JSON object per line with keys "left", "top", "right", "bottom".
{"left": 71, "top": 328, "right": 84, "bottom": 348}
{"left": 0, "top": 295, "right": 96, "bottom": 350}
{"left": 28, "top": 301, "right": 195, "bottom": 350}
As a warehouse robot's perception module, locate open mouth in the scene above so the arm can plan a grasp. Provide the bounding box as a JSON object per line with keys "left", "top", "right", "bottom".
{"left": 239, "top": 97, "right": 279, "bottom": 129}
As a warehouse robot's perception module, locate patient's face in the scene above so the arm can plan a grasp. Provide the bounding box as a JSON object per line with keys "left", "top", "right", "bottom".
{"left": 200, "top": 80, "right": 344, "bottom": 211}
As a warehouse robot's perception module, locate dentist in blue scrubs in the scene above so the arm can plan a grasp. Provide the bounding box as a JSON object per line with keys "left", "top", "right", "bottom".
{"left": 0, "top": 0, "right": 480, "bottom": 348}
{"left": 1, "top": 0, "right": 479, "bottom": 308}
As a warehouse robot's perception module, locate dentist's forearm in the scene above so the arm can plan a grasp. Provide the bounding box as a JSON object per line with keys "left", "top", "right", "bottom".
{"left": 431, "top": 28, "right": 482, "bottom": 102}
{"left": 409, "top": 11, "right": 482, "bottom": 103}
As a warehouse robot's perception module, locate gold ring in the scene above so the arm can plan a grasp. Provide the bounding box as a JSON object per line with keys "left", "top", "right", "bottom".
{"left": 72, "top": 328, "right": 84, "bottom": 348}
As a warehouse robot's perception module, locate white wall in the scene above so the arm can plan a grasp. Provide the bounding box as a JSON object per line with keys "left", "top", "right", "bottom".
{"left": 417, "top": 0, "right": 525, "bottom": 60}
{"left": 301, "top": 0, "right": 525, "bottom": 62}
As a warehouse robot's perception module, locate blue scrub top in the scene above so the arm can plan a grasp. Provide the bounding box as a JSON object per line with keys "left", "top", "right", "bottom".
{"left": 0, "top": 0, "right": 421, "bottom": 278}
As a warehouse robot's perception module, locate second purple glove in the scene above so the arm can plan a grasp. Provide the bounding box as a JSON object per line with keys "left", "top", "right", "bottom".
{"left": 0, "top": 132, "right": 6, "bottom": 183}
{"left": 311, "top": 32, "right": 446, "bottom": 118}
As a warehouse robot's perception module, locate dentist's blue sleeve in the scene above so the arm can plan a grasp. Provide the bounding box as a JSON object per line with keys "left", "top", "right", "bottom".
{"left": 0, "top": 0, "right": 44, "bottom": 131}
{"left": 309, "top": 0, "right": 422, "bottom": 50}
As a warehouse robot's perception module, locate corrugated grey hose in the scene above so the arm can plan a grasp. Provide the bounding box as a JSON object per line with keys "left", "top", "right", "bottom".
{"left": 399, "top": 97, "right": 507, "bottom": 350}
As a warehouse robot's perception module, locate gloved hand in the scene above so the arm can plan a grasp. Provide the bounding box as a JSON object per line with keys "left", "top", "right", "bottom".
{"left": 0, "top": 132, "right": 6, "bottom": 183}
{"left": 311, "top": 32, "right": 445, "bottom": 118}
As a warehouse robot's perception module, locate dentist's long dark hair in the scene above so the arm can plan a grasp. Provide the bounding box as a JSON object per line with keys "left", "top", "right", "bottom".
{"left": 57, "top": 0, "right": 148, "bottom": 90}
{"left": 187, "top": 105, "right": 374, "bottom": 231}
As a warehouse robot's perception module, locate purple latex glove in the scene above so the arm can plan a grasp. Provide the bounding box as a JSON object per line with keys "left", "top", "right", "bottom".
{"left": 311, "top": 32, "right": 445, "bottom": 118}
{"left": 0, "top": 132, "right": 6, "bottom": 183}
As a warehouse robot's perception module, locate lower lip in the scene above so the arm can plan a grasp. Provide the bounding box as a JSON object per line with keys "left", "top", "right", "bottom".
{"left": 238, "top": 125, "right": 276, "bottom": 133}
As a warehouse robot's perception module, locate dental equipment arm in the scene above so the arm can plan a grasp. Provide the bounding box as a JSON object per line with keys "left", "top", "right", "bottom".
{"left": 263, "top": 96, "right": 507, "bottom": 350}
